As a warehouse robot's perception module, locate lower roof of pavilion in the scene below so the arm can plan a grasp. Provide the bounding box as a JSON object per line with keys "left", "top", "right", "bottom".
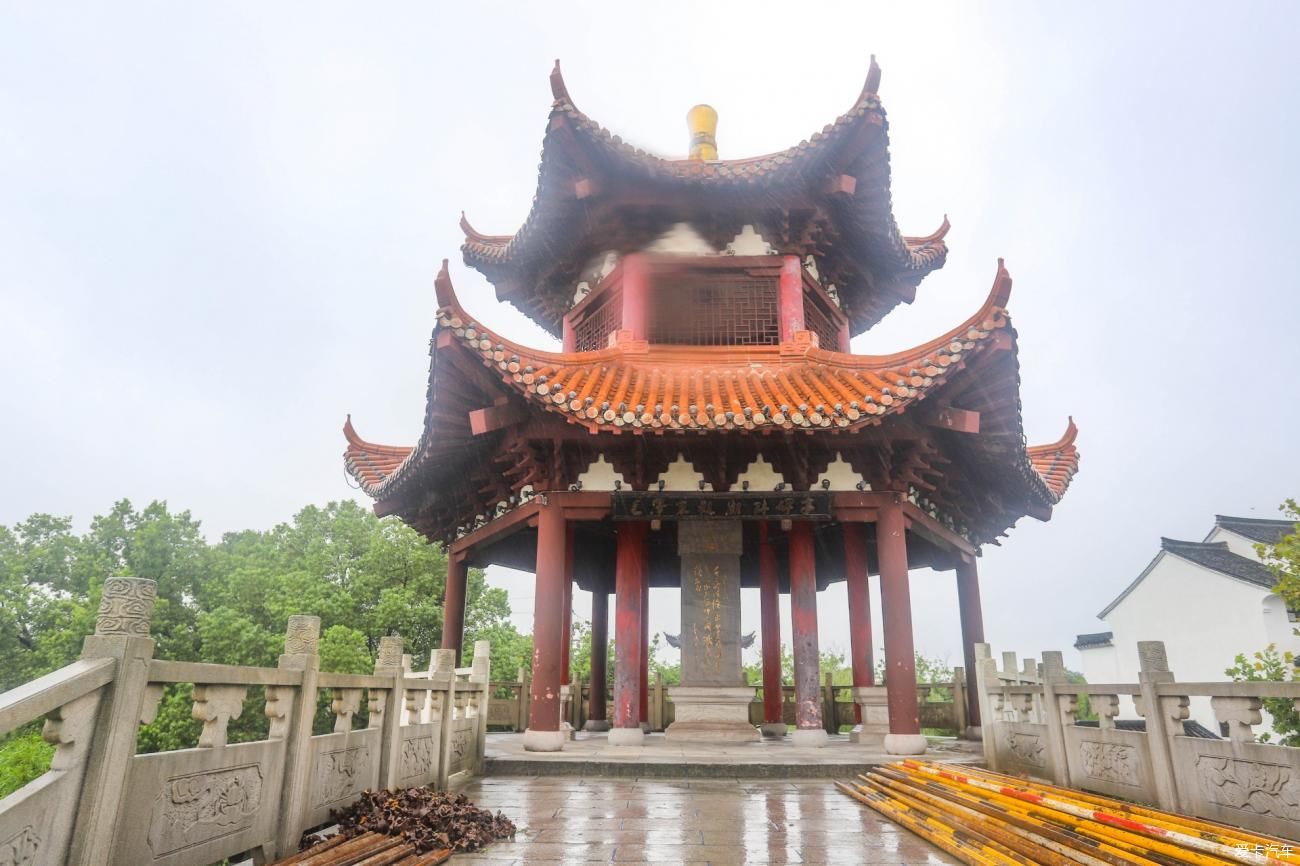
{"left": 342, "top": 260, "right": 1080, "bottom": 559}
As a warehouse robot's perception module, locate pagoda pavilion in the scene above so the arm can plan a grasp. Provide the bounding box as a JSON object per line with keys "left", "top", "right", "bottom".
{"left": 343, "top": 58, "right": 1080, "bottom": 754}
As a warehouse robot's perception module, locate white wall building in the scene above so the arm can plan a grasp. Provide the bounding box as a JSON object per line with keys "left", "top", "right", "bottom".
{"left": 1075, "top": 515, "right": 1297, "bottom": 730}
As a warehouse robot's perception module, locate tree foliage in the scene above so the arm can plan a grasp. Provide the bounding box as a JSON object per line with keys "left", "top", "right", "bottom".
{"left": 0, "top": 498, "right": 530, "bottom": 763}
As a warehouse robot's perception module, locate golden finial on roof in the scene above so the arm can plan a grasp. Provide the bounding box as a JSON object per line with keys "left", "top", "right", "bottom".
{"left": 687, "top": 104, "right": 718, "bottom": 160}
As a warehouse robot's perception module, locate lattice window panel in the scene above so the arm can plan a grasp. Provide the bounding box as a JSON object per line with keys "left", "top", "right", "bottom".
{"left": 649, "top": 275, "right": 780, "bottom": 346}
{"left": 573, "top": 291, "right": 622, "bottom": 352}
{"left": 804, "top": 293, "right": 842, "bottom": 351}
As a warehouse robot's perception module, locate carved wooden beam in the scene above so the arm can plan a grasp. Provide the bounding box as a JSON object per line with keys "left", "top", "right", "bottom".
{"left": 468, "top": 399, "right": 529, "bottom": 436}
{"left": 923, "top": 406, "right": 980, "bottom": 434}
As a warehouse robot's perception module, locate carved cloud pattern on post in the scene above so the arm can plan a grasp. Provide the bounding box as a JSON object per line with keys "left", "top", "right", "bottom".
{"left": 95, "top": 577, "right": 157, "bottom": 636}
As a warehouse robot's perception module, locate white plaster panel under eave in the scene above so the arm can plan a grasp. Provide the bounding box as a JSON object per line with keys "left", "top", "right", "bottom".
{"left": 734, "top": 456, "right": 783, "bottom": 491}
{"left": 725, "top": 225, "right": 776, "bottom": 256}
{"left": 816, "top": 452, "right": 868, "bottom": 491}
{"left": 656, "top": 454, "right": 711, "bottom": 491}
{"left": 645, "top": 223, "right": 716, "bottom": 255}
{"left": 576, "top": 455, "right": 626, "bottom": 491}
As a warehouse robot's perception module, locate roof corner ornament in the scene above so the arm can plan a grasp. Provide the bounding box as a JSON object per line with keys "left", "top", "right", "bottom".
{"left": 991, "top": 257, "right": 1013, "bottom": 308}
{"left": 862, "top": 54, "right": 882, "bottom": 98}
{"left": 687, "top": 104, "right": 718, "bottom": 160}
{"left": 434, "top": 258, "right": 456, "bottom": 308}
{"left": 550, "top": 58, "right": 571, "bottom": 104}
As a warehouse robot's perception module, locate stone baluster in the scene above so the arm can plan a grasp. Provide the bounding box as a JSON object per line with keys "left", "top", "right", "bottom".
{"left": 274, "top": 614, "right": 321, "bottom": 858}
{"left": 68, "top": 577, "right": 159, "bottom": 866}
{"left": 1133, "top": 641, "right": 1185, "bottom": 812}
{"left": 192, "top": 685, "right": 248, "bottom": 750}
{"left": 374, "top": 635, "right": 405, "bottom": 789}
{"left": 1211, "top": 696, "right": 1262, "bottom": 744}
{"left": 1093, "top": 694, "right": 1120, "bottom": 731}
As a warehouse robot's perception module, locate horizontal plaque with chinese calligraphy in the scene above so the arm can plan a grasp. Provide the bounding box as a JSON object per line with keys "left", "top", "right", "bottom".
{"left": 611, "top": 492, "right": 832, "bottom": 521}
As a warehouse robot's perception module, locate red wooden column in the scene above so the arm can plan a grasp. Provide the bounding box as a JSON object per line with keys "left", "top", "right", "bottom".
{"left": 638, "top": 574, "right": 650, "bottom": 730}
{"left": 777, "top": 255, "right": 804, "bottom": 342}
{"left": 843, "top": 523, "right": 874, "bottom": 723}
{"left": 758, "top": 523, "right": 785, "bottom": 737}
{"left": 621, "top": 253, "right": 650, "bottom": 341}
{"left": 560, "top": 525, "right": 574, "bottom": 730}
{"left": 524, "top": 504, "right": 567, "bottom": 751}
{"left": 876, "top": 499, "right": 927, "bottom": 755}
{"left": 562, "top": 316, "right": 576, "bottom": 352}
{"left": 787, "top": 522, "right": 827, "bottom": 746}
{"left": 956, "top": 555, "right": 985, "bottom": 736}
{"left": 585, "top": 590, "right": 610, "bottom": 731}
{"left": 610, "top": 521, "right": 647, "bottom": 745}
{"left": 441, "top": 555, "right": 468, "bottom": 666}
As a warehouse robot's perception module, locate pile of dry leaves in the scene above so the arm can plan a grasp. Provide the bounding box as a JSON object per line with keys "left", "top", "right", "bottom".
{"left": 301, "top": 788, "right": 516, "bottom": 854}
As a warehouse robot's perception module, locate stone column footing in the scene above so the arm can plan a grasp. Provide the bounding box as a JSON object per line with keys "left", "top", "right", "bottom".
{"left": 522, "top": 729, "right": 566, "bottom": 752}
{"left": 884, "top": 733, "right": 928, "bottom": 755}
{"left": 791, "top": 728, "right": 829, "bottom": 748}
{"left": 583, "top": 719, "right": 611, "bottom": 732}
{"left": 759, "top": 722, "right": 787, "bottom": 739}
{"left": 560, "top": 721, "right": 576, "bottom": 741}
{"left": 639, "top": 721, "right": 651, "bottom": 733}
{"left": 608, "top": 726, "right": 645, "bottom": 747}
{"left": 964, "top": 725, "right": 982, "bottom": 741}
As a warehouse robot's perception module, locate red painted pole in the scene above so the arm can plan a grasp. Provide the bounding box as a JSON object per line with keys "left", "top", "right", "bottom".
{"left": 877, "top": 499, "right": 921, "bottom": 735}
{"left": 777, "top": 255, "right": 804, "bottom": 342}
{"left": 758, "top": 523, "right": 783, "bottom": 725}
{"left": 528, "top": 505, "right": 566, "bottom": 733}
{"left": 561, "top": 525, "right": 574, "bottom": 688}
{"left": 613, "top": 521, "right": 646, "bottom": 729}
{"left": 589, "top": 591, "right": 609, "bottom": 722}
{"left": 956, "top": 556, "right": 985, "bottom": 729}
{"left": 621, "top": 253, "right": 649, "bottom": 340}
{"left": 787, "top": 522, "right": 823, "bottom": 731}
{"left": 441, "top": 555, "right": 468, "bottom": 666}
{"left": 639, "top": 572, "right": 649, "bottom": 726}
{"left": 844, "top": 523, "right": 874, "bottom": 690}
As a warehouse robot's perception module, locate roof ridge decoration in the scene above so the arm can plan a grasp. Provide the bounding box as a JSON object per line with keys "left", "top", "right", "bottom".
{"left": 460, "top": 57, "right": 951, "bottom": 337}
{"left": 344, "top": 259, "right": 1080, "bottom": 513}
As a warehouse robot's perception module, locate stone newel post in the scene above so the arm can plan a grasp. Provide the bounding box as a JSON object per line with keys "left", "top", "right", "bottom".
{"left": 374, "top": 635, "right": 406, "bottom": 789}
{"left": 68, "top": 577, "right": 158, "bottom": 866}
{"left": 274, "top": 615, "right": 322, "bottom": 857}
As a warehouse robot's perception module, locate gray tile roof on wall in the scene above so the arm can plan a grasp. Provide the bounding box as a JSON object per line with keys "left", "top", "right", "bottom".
{"left": 1161, "top": 538, "right": 1278, "bottom": 589}
{"left": 1214, "top": 514, "right": 1297, "bottom": 545}
{"left": 1074, "top": 632, "right": 1113, "bottom": 649}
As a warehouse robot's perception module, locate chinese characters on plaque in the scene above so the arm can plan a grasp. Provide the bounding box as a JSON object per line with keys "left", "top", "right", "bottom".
{"left": 611, "top": 492, "right": 832, "bottom": 521}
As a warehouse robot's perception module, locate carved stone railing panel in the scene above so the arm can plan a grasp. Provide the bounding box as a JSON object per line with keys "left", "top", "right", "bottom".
{"left": 1170, "top": 735, "right": 1300, "bottom": 840}
{"left": 1063, "top": 725, "right": 1158, "bottom": 804}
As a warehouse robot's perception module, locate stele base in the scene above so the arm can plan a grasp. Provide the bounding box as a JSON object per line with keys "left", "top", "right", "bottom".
{"left": 884, "top": 733, "right": 929, "bottom": 755}
{"left": 608, "top": 726, "right": 645, "bottom": 747}
{"left": 791, "top": 727, "right": 829, "bottom": 748}
{"left": 665, "top": 686, "right": 759, "bottom": 743}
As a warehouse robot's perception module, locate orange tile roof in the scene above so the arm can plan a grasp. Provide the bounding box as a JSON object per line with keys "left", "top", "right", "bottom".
{"left": 459, "top": 58, "right": 948, "bottom": 337}
{"left": 343, "top": 259, "right": 1079, "bottom": 510}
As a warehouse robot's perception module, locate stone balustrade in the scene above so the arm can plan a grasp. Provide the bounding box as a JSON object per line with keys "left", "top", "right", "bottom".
{"left": 0, "top": 577, "right": 491, "bottom": 866}
{"left": 975, "top": 640, "right": 1300, "bottom": 840}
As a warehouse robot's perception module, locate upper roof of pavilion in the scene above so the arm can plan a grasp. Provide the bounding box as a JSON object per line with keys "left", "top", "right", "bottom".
{"left": 459, "top": 58, "right": 949, "bottom": 338}
{"left": 343, "top": 258, "right": 1080, "bottom": 544}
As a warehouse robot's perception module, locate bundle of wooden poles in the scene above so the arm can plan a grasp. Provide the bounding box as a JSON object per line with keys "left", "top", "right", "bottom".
{"left": 273, "top": 832, "right": 452, "bottom": 866}
{"left": 837, "top": 760, "right": 1297, "bottom": 866}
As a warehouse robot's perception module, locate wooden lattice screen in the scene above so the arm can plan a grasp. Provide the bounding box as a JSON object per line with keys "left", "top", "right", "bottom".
{"left": 649, "top": 274, "right": 780, "bottom": 346}
{"left": 803, "top": 292, "right": 842, "bottom": 351}
{"left": 573, "top": 290, "right": 622, "bottom": 352}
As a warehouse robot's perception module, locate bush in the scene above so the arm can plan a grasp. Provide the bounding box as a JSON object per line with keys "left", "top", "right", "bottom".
{"left": 0, "top": 726, "right": 53, "bottom": 797}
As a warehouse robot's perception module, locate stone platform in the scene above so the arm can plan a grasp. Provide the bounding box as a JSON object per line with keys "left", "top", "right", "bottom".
{"left": 485, "top": 731, "right": 983, "bottom": 778}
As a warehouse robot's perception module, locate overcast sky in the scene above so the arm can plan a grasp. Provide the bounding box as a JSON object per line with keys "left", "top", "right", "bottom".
{"left": 3, "top": 2, "right": 1298, "bottom": 674}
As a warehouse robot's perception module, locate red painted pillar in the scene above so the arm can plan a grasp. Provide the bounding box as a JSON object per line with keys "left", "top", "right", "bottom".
{"left": 526, "top": 505, "right": 567, "bottom": 744}
{"left": 788, "top": 522, "right": 825, "bottom": 741}
{"left": 758, "top": 523, "right": 783, "bottom": 728}
{"left": 639, "top": 573, "right": 650, "bottom": 727}
{"left": 613, "top": 521, "right": 647, "bottom": 732}
{"left": 956, "top": 556, "right": 985, "bottom": 731}
{"left": 588, "top": 591, "right": 609, "bottom": 725}
{"left": 877, "top": 500, "right": 921, "bottom": 736}
{"left": 621, "top": 253, "right": 650, "bottom": 340}
{"left": 844, "top": 524, "right": 874, "bottom": 691}
{"left": 561, "top": 525, "right": 574, "bottom": 689}
{"left": 441, "top": 555, "right": 468, "bottom": 665}
{"left": 562, "top": 316, "right": 576, "bottom": 352}
{"left": 837, "top": 318, "right": 851, "bottom": 353}
{"left": 777, "top": 255, "right": 804, "bottom": 342}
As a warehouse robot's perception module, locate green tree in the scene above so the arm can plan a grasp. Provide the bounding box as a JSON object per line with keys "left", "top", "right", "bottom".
{"left": 1226, "top": 645, "right": 1299, "bottom": 745}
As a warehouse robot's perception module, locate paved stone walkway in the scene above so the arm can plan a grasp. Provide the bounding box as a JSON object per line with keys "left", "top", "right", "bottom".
{"left": 455, "top": 775, "right": 961, "bottom": 865}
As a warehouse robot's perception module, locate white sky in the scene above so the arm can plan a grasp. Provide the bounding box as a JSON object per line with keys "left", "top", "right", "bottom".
{"left": 3, "top": 2, "right": 1298, "bottom": 674}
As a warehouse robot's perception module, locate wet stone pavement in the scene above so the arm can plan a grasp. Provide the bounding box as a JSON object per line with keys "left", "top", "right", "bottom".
{"left": 456, "top": 776, "right": 961, "bottom": 865}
